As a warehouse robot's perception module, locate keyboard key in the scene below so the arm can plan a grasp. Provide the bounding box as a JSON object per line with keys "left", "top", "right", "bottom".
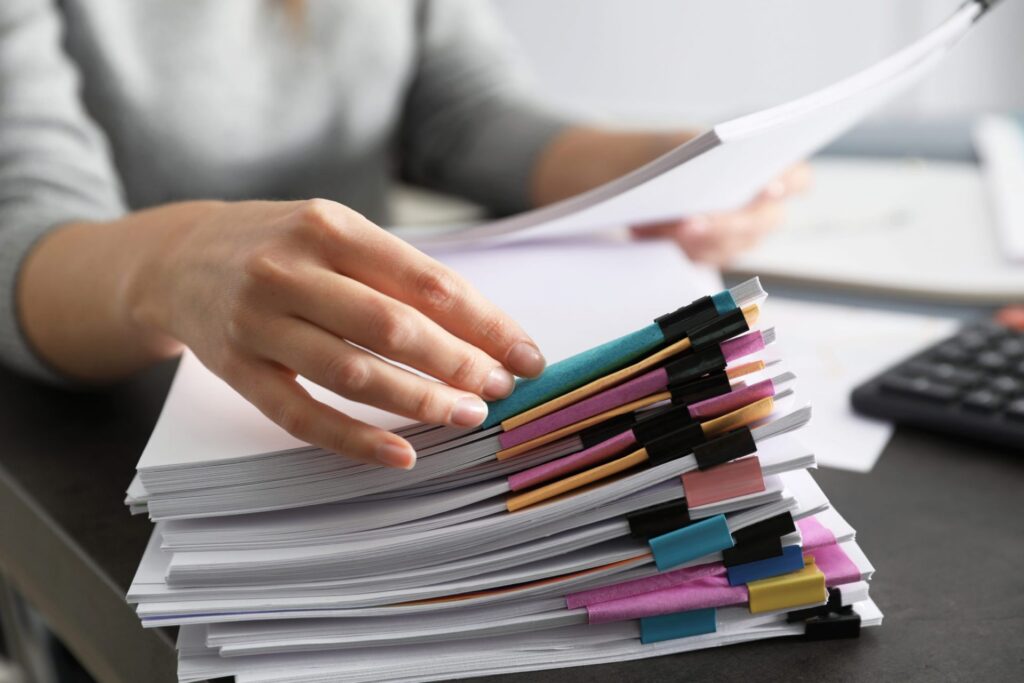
{"left": 962, "top": 389, "right": 1005, "bottom": 413}
{"left": 930, "top": 363, "right": 982, "bottom": 388}
{"left": 973, "top": 321, "right": 1012, "bottom": 340}
{"left": 1007, "top": 399, "right": 1024, "bottom": 421}
{"left": 977, "top": 351, "right": 1009, "bottom": 372}
{"left": 880, "top": 375, "right": 959, "bottom": 402}
{"left": 997, "top": 338, "right": 1024, "bottom": 359}
{"left": 933, "top": 343, "right": 969, "bottom": 362}
{"left": 989, "top": 375, "right": 1022, "bottom": 395}
{"left": 959, "top": 330, "right": 990, "bottom": 351}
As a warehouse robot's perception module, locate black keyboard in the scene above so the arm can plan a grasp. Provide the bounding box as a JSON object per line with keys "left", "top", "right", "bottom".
{"left": 851, "top": 320, "right": 1024, "bottom": 449}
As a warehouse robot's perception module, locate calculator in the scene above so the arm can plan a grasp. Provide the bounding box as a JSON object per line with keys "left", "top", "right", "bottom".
{"left": 851, "top": 319, "right": 1024, "bottom": 449}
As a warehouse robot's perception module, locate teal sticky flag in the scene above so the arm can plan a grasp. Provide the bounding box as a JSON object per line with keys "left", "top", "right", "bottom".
{"left": 640, "top": 608, "right": 717, "bottom": 644}
{"left": 482, "top": 323, "right": 665, "bottom": 428}
{"left": 649, "top": 514, "right": 735, "bottom": 571}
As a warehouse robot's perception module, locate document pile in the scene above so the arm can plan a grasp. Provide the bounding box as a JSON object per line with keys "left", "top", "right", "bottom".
{"left": 126, "top": 277, "right": 881, "bottom": 682}
{"left": 122, "top": 3, "right": 1006, "bottom": 678}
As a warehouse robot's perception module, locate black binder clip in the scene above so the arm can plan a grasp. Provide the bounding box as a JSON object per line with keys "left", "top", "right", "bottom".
{"left": 655, "top": 296, "right": 721, "bottom": 344}
{"left": 788, "top": 587, "right": 862, "bottom": 639}
{"left": 802, "top": 611, "right": 862, "bottom": 640}
{"left": 692, "top": 427, "right": 757, "bottom": 470}
{"left": 722, "top": 510, "right": 793, "bottom": 567}
{"left": 578, "top": 413, "right": 638, "bottom": 449}
{"left": 668, "top": 371, "right": 732, "bottom": 406}
{"left": 687, "top": 308, "right": 750, "bottom": 351}
{"left": 722, "top": 535, "right": 784, "bottom": 568}
{"left": 731, "top": 512, "right": 796, "bottom": 545}
{"left": 644, "top": 423, "right": 707, "bottom": 467}
{"left": 664, "top": 348, "right": 728, "bottom": 388}
{"left": 630, "top": 404, "right": 695, "bottom": 446}
{"left": 627, "top": 499, "right": 693, "bottom": 540}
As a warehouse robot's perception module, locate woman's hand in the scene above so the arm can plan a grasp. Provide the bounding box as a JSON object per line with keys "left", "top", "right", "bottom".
{"left": 630, "top": 163, "right": 812, "bottom": 265}
{"left": 24, "top": 199, "right": 546, "bottom": 469}
{"left": 532, "top": 127, "right": 811, "bottom": 265}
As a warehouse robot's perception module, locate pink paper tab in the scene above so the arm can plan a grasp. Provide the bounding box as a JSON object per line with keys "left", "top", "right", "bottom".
{"left": 586, "top": 575, "right": 748, "bottom": 624}
{"left": 719, "top": 330, "right": 766, "bottom": 363}
{"left": 682, "top": 456, "right": 766, "bottom": 508}
{"left": 567, "top": 561, "right": 724, "bottom": 609}
{"left": 797, "top": 515, "right": 838, "bottom": 549}
{"left": 688, "top": 379, "right": 775, "bottom": 419}
{"left": 810, "top": 543, "right": 862, "bottom": 586}
{"left": 507, "top": 429, "right": 637, "bottom": 492}
{"left": 498, "top": 367, "right": 669, "bottom": 449}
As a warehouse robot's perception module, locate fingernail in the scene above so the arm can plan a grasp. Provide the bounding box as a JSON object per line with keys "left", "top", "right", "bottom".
{"left": 483, "top": 367, "right": 515, "bottom": 400}
{"left": 451, "top": 396, "right": 488, "bottom": 427}
{"left": 684, "top": 215, "right": 710, "bottom": 237}
{"left": 375, "top": 442, "right": 416, "bottom": 469}
{"left": 507, "top": 341, "right": 546, "bottom": 377}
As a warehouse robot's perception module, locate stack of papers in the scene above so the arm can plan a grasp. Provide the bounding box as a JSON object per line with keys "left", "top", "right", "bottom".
{"left": 120, "top": 4, "right": 1003, "bottom": 678}
{"left": 126, "top": 270, "right": 881, "bottom": 682}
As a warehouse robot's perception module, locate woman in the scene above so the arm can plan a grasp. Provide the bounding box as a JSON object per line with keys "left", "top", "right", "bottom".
{"left": 0, "top": 0, "right": 806, "bottom": 469}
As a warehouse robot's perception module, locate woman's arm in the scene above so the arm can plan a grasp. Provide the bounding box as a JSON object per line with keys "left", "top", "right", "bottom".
{"left": 3, "top": 1, "right": 546, "bottom": 469}
{"left": 19, "top": 199, "right": 547, "bottom": 468}
{"left": 0, "top": 0, "right": 126, "bottom": 380}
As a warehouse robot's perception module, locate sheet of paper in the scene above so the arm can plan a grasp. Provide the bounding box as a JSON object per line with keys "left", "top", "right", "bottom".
{"left": 391, "top": 3, "right": 977, "bottom": 249}
{"left": 728, "top": 157, "right": 1024, "bottom": 302}
{"left": 762, "top": 298, "right": 958, "bottom": 472}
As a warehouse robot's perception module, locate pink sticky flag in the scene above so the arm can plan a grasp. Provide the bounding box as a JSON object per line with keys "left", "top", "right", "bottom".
{"left": 688, "top": 378, "right": 776, "bottom": 420}
{"left": 507, "top": 429, "right": 637, "bottom": 492}
{"left": 720, "top": 329, "right": 767, "bottom": 362}
{"left": 682, "top": 456, "right": 766, "bottom": 509}
{"left": 586, "top": 575, "right": 749, "bottom": 624}
{"left": 566, "top": 561, "right": 725, "bottom": 609}
{"left": 797, "top": 515, "right": 838, "bottom": 549}
{"left": 810, "top": 543, "right": 862, "bottom": 586}
{"left": 498, "top": 368, "right": 668, "bottom": 449}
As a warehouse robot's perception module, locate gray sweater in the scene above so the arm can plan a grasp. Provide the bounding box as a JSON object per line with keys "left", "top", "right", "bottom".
{"left": 0, "top": 0, "right": 568, "bottom": 381}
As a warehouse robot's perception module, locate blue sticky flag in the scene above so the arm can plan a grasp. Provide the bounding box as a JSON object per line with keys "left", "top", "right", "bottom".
{"left": 726, "top": 545, "right": 805, "bottom": 586}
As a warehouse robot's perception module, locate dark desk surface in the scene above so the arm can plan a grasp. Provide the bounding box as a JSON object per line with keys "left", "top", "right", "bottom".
{"left": 1, "top": 360, "right": 1022, "bottom": 683}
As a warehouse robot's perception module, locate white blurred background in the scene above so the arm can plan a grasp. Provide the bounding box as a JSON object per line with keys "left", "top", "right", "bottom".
{"left": 490, "top": 0, "right": 1024, "bottom": 125}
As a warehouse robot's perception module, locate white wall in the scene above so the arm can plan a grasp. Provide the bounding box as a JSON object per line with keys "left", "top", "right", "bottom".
{"left": 490, "top": 0, "right": 1024, "bottom": 126}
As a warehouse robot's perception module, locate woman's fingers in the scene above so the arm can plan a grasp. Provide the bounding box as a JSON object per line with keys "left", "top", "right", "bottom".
{"left": 274, "top": 264, "right": 515, "bottom": 400}
{"left": 631, "top": 161, "right": 810, "bottom": 264}
{"left": 671, "top": 199, "right": 784, "bottom": 265}
{"left": 223, "top": 356, "right": 418, "bottom": 469}
{"left": 249, "top": 315, "right": 491, "bottom": 429}
{"left": 290, "top": 201, "right": 546, "bottom": 378}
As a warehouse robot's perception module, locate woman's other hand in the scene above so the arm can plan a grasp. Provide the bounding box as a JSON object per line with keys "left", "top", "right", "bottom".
{"left": 630, "top": 163, "right": 812, "bottom": 265}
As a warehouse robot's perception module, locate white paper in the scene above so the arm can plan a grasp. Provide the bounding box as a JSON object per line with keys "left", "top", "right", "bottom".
{"left": 728, "top": 157, "right": 1024, "bottom": 302}
{"left": 391, "top": 2, "right": 977, "bottom": 249}
{"left": 762, "top": 298, "right": 958, "bottom": 472}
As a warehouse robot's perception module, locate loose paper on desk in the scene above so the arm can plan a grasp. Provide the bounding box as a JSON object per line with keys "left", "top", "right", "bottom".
{"left": 762, "top": 298, "right": 956, "bottom": 473}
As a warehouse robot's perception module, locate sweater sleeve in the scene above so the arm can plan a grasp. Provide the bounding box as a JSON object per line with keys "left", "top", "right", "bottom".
{"left": 398, "top": 0, "right": 572, "bottom": 216}
{"left": 0, "top": 0, "right": 125, "bottom": 381}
